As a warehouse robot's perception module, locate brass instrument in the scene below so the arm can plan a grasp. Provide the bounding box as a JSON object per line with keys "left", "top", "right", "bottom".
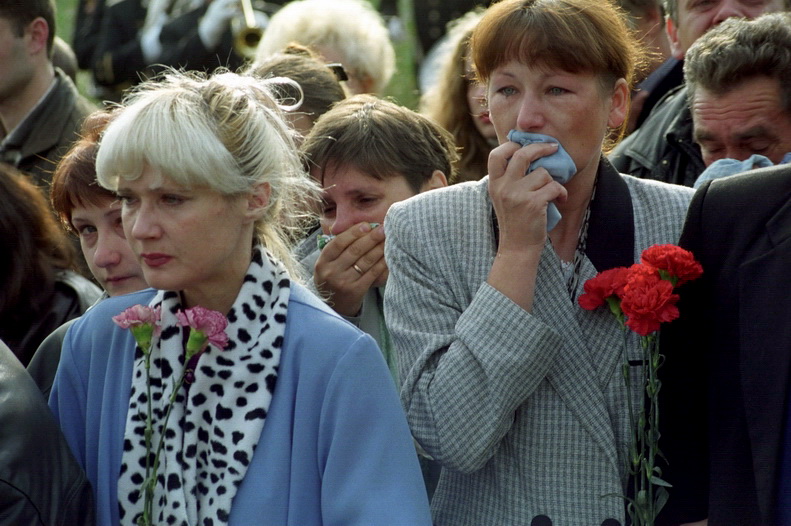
{"left": 233, "top": 0, "right": 265, "bottom": 59}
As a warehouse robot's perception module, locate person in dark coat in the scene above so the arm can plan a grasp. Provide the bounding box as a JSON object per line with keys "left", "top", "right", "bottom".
{"left": 658, "top": 162, "right": 791, "bottom": 525}
{"left": 0, "top": 0, "right": 96, "bottom": 188}
{"left": 0, "top": 338, "right": 95, "bottom": 526}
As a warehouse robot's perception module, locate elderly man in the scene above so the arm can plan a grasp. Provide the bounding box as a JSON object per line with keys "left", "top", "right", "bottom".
{"left": 684, "top": 13, "right": 791, "bottom": 186}
{"left": 608, "top": 0, "right": 785, "bottom": 186}
{"left": 656, "top": 16, "right": 791, "bottom": 526}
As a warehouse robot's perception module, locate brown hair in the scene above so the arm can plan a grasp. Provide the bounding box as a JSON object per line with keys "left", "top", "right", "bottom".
{"left": 248, "top": 43, "right": 347, "bottom": 127}
{"left": 420, "top": 8, "right": 491, "bottom": 183}
{"left": 301, "top": 94, "right": 460, "bottom": 190}
{"left": 471, "top": 0, "right": 647, "bottom": 144}
{"left": 0, "top": 162, "right": 75, "bottom": 321}
{"left": 50, "top": 109, "right": 118, "bottom": 234}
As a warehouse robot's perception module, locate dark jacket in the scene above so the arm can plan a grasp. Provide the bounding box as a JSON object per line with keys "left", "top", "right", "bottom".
{"left": 608, "top": 85, "right": 705, "bottom": 187}
{"left": 632, "top": 58, "right": 685, "bottom": 132}
{"left": 658, "top": 164, "right": 791, "bottom": 525}
{"left": 27, "top": 292, "right": 107, "bottom": 400}
{"left": 0, "top": 271, "right": 101, "bottom": 367}
{"left": 0, "top": 68, "right": 97, "bottom": 274}
{"left": 0, "top": 339, "right": 95, "bottom": 526}
{"left": 0, "top": 69, "right": 96, "bottom": 188}
{"left": 92, "top": 0, "right": 244, "bottom": 96}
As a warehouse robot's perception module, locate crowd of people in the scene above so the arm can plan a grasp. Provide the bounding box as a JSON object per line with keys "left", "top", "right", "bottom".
{"left": 3, "top": 0, "right": 791, "bottom": 524}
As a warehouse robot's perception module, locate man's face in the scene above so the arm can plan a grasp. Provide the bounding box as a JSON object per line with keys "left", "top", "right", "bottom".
{"left": 667, "top": 0, "right": 784, "bottom": 59}
{"left": 692, "top": 76, "right": 791, "bottom": 166}
{"left": 0, "top": 17, "right": 35, "bottom": 105}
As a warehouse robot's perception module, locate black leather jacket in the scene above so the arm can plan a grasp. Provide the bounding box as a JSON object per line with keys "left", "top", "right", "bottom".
{"left": 1, "top": 271, "right": 101, "bottom": 367}
{"left": 0, "top": 340, "right": 95, "bottom": 526}
{"left": 609, "top": 85, "right": 705, "bottom": 188}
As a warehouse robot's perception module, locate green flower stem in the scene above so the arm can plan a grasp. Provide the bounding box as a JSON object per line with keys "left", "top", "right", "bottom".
{"left": 139, "top": 369, "right": 188, "bottom": 525}
{"left": 623, "top": 329, "right": 640, "bottom": 523}
{"left": 141, "top": 350, "right": 153, "bottom": 526}
{"left": 619, "top": 329, "right": 665, "bottom": 526}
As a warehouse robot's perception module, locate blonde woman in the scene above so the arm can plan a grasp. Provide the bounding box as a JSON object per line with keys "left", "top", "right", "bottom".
{"left": 49, "top": 70, "right": 431, "bottom": 526}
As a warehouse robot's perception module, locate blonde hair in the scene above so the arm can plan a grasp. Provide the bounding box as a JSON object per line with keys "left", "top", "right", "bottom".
{"left": 255, "top": 0, "right": 395, "bottom": 94}
{"left": 95, "top": 69, "right": 320, "bottom": 278}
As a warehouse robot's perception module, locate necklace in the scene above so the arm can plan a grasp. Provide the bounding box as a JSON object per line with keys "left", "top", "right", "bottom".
{"left": 565, "top": 177, "right": 598, "bottom": 298}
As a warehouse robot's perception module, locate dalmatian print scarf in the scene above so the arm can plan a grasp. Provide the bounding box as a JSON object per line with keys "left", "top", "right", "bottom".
{"left": 118, "top": 247, "right": 289, "bottom": 526}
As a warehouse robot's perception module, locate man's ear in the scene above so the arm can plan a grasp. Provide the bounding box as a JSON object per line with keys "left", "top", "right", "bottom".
{"left": 421, "top": 170, "right": 448, "bottom": 192}
{"left": 245, "top": 182, "right": 271, "bottom": 222}
{"left": 26, "top": 17, "right": 49, "bottom": 57}
{"left": 665, "top": 16, "right": 684, "bottom": 60}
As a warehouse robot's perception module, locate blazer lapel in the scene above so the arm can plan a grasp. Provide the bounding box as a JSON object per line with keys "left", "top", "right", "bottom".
{"left": 586, "top": 158, "right": 635, "bottom": 272}
{"left": 739, "top": 196, "right": 791, "bottom": 520}
{"left": 533, "top": 246, "right": 620, "bottom": 474}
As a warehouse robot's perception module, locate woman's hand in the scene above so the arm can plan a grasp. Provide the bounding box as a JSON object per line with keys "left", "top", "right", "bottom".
{"left": 486, "top": 140, "right": 568, "bottom": 312}
{"left": 313, "top": 222, "right": 387, "bottom": 317}
{"left": 487, "top": 140, "right": 568, "bottom": 253}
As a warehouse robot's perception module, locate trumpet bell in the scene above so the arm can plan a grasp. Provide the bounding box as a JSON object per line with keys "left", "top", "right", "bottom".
{"left": 233, "top": 0, "right": 268, "bottom": 59}
{"left": 233, "top": 18, "right": 264, "bottom": 59}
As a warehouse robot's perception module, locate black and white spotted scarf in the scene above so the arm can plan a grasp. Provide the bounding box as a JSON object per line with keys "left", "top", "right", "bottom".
{"left": 118, "top": 247, "right": 290, "bottom": 526}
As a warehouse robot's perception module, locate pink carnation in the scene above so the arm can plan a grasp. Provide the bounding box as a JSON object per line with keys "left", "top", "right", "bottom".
{"left": 112, "top": 304, "right": 161, "bottom": 330}
{"left": 177, "top": 306, "right": 229, "bottom": 350}
{"left": 113, "top": 305, "right": 161, "bottom": 353}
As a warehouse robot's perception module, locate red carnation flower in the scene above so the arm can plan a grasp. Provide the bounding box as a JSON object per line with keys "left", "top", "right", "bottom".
{"left": 578, "top": 266, "right": 630, "bottom": 310}
{"left": 641, "top": 244, "right": 703, "bottom": 287}
{"left": 620, "top": 275, "right": 680, "bottom": 336}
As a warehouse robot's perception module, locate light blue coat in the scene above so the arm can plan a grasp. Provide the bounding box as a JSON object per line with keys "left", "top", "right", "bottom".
{"left": 49, "top": 284, "right": 431, "bottom": 526}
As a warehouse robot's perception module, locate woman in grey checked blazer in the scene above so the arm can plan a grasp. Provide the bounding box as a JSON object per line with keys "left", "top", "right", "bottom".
{"left": 383, "top": 0, "right": 695, "bottom": 524}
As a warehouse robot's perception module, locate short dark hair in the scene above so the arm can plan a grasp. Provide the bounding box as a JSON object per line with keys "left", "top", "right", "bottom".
{"left": 0, "top": 0, "right": 56, "bottom": 56}
{"left": 685, "top": 12, "right": 791, "bottom": 115}
{"left": 661, "top": 0, "right": 678, "bottom": 24}
{"left": 301, "top": 94, "right": 460, "bottom": 190}
{"left": 50, "top": 109, "right": 119, "bottom": 234}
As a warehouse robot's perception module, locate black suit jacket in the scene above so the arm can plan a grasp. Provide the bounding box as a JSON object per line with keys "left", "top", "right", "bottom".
{"left": 658, "top": 164, "right": 791, "bottom": 525}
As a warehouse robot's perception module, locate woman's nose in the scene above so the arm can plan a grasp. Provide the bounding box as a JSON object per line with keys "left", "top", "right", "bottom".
{"left": 328, "top": 206, "right": 360, "bottom": 236}
{"left": 516, "top": 95, "right": 544, "bottom": 131}
{"left": 93, "top": 233, "right": 123, "bottom": 268}
{"left": 128, "top": 205, "right": 162, "bottom": 240}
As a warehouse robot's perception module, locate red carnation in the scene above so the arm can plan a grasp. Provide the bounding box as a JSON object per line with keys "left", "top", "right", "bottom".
{"left": 641, "top": 244, "right": 703, "bottom": 287}
{"left": 620, "top": 273, "right": 680, "bottom": 336}
{"left": 578, "top": 266, "right": 630, "bottom": 310}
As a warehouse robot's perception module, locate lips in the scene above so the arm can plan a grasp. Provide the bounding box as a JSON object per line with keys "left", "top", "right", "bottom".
{"left": 141, "top": 253, "right": 172, "bottom": 268}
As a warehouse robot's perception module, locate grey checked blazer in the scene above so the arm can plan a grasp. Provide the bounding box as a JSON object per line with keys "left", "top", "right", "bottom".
{"left": 384, "top": 159, "right": 693, "bottom": 526}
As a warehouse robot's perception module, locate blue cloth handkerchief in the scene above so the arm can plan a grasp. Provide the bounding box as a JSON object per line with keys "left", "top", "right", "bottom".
{"left": 507, "top": 130, "right": 577, "bottom": 231}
